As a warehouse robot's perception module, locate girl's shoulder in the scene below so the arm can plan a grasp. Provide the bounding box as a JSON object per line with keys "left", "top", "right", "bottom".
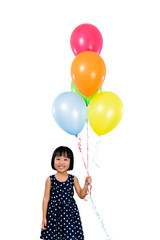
{"left": 70, "top": 174, "right": 80, "bottom": 184}
{"left": 44, "top": 176, "right": 51, "bottom": 189}
{"left": 69, "top": 173, "right": 74, "bottom": 178}
{"left": 48, "top": 174, "right": 55, "bottom": 186}
{"left": 68, "top": 174, "right": 75, "bottom": 185}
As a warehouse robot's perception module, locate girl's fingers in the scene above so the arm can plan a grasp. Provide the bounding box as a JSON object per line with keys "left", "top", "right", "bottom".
{"left": 86, "top": 176, "right": 92, "bottom": 184}
{"left": 88, "top": 176, "right": 92, "bottom": 181}
{"left": 42, "top": 225, "right": 47, "bottom": 230}
{"left": 42, "top": 220, "right": 47, "bottom": 230}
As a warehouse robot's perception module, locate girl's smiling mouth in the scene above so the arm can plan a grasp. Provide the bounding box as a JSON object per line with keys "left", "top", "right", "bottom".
{"left": 58, "top": 166, "right": 65, "bottom": 169}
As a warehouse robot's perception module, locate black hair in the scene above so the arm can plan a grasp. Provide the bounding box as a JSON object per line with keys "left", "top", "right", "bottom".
{"left": 51, "top": 146, "right": 74, "bottom": 171}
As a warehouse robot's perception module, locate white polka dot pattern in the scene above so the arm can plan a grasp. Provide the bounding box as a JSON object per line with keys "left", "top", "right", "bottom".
{"left": 40, "top": 174, "right": 84, "bottom": 240}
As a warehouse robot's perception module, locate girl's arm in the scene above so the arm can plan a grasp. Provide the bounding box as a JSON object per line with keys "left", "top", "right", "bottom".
{"left": 74, "top": 176, "right": 92, "bottom": 199}
{"left": 42, "top": 177, "right": 51, "bottom": 220}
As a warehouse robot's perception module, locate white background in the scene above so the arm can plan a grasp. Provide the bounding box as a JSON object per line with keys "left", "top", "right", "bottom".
{"left": 0, "top": 0, "right": 160, "bottom": 240}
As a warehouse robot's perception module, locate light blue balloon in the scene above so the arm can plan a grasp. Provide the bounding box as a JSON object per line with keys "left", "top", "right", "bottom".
{"left": 52, "top": 92, "right": 87, "bottom": 135}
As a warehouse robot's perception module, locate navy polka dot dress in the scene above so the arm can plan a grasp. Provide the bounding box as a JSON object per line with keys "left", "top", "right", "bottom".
{"left": 40, "top": 174, "right": 84, "bottom": 240}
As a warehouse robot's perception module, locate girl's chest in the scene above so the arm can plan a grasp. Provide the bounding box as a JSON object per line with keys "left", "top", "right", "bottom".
{"left": 51, "top": 183, "right": 73, "bottom": 193}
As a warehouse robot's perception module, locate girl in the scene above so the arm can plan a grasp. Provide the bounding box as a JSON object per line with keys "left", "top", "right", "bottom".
{"left": 40, "top": 146, "right": 92, "bottom": 240}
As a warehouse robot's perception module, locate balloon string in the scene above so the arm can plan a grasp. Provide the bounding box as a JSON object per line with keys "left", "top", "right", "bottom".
{"left": 88, "top": 190, "right": 112, "bottom": 240}
{"left": 76, "top": 135, "right": 87, "bottom": 170}
{"left": 83, "top": 184, "right": 92, "bottom": 201}
{"left": 91, "top": 136, "right": 102, "bottom": 169}
{"left": 76, "top": 132, "right": 112, "bottom": 239}
{"left": 87, "top": 128, "right": 111, "bottom": 239}
{"left": 75, "top": 134, "right": 92, "bottom": 201}
{"left": 84, "top": 117, "right": 91, "bottom": 200}
{"left": 86, "top": 117, "right": 89, "bottom": 176}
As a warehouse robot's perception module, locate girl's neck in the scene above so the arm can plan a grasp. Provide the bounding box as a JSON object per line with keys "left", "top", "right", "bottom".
{"left": 55, "top": 171, "right": 69, "bottom": 182}
{"left": 56, "top": 171, "right": 68, "bottom": 177}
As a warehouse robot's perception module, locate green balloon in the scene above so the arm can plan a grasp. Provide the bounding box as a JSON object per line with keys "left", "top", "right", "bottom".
{"left": 71, "top": 82, "right": 102, "bottom": 106}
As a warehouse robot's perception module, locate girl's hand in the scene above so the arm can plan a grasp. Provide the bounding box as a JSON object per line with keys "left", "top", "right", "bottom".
{"left": 42, "top": 218, "right": 47, "bottom": 230}
{"left": 85, "top": 176, "right": 92, "bottom": 186}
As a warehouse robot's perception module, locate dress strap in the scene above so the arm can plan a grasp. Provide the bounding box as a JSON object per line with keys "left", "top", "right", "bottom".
{"left": 69, "top": 174, "right": 75, "bottom": 186}
{"left": 49, "top": 175, "right": 54, "bottom": 187}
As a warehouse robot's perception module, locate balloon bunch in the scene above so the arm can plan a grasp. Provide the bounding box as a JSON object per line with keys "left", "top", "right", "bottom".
{"left": 52, "top": 23, "right": 124, "bottom": 240}
{"left": 53, "top": 23, "right": 123, "bottom": 137}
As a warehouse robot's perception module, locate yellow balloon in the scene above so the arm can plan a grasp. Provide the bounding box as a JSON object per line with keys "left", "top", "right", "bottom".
{"left": 88, "top": 92, "right": 124, "bottom": 136}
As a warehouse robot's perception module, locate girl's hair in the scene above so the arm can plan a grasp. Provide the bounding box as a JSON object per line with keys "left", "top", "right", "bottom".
{"left": 51, "top": 146, "right": 74, "bottom": 171}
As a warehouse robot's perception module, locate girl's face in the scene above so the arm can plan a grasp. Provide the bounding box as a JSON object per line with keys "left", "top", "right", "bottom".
{"left": 54, "top": 152, "right": 70, "bottom": 173}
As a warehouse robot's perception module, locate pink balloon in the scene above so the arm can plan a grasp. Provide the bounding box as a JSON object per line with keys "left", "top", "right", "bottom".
{"left": 70, "top": 23, "right": 103, "bottom": 56}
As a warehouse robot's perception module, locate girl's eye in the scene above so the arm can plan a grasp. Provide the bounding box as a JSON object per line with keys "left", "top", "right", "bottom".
{"left": 64, "top": 159, "right": 68, "bottom": 161}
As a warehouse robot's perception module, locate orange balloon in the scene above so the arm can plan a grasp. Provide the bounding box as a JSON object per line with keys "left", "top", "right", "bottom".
{"left": 71, "top": 51, "right": 106, "bottom": 97}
